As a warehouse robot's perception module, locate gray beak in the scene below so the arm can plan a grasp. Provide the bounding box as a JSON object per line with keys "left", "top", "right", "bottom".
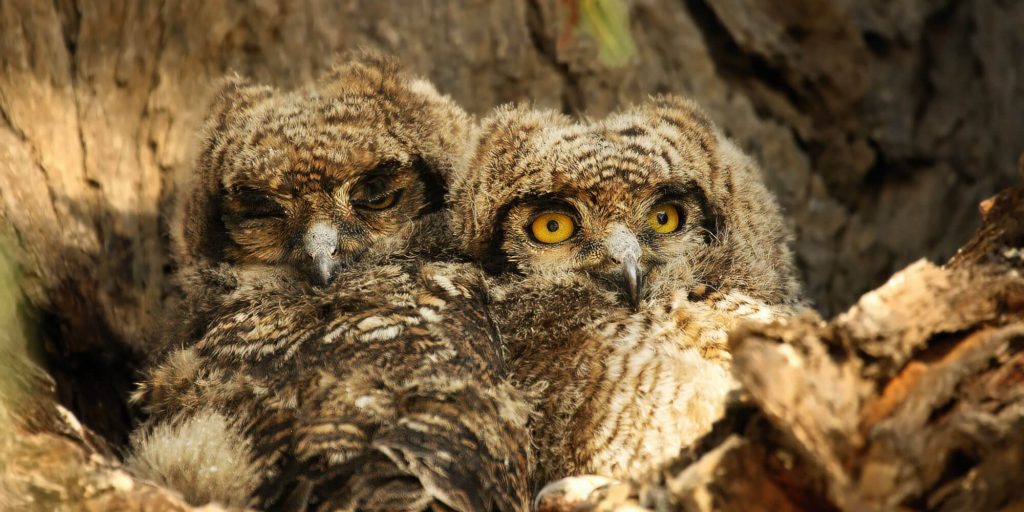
{"left": 605, "top": 224, "right": 644, "bottom": 310}
{"left": 304, "top": 222, "right": 338, "bottom": 286}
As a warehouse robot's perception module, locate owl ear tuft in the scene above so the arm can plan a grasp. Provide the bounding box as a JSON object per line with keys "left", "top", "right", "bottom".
{"left": 479, "top": 104, "right": 567, "bottom": 147}
{"left": 203, "top": 76, "right": 276, "bottom": 134}
{"left": 395, "top": 74, "right": 472, "bottom": 207}
{"left": 642, "top": 95, "right": 800, "bottom": 303}
{"left": 321, "top": 50, "right": 472, "bottom": 212}
{"left": 457, "top": 104, "right": 568, "bottom": 184}
{"left": 402, "top": 77, "right": 473, "bottom": 183}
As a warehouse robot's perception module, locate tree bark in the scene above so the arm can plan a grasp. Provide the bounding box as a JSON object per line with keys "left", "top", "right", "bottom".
{"left": 1, "top": 0, "right": 1023, "bottom": 508}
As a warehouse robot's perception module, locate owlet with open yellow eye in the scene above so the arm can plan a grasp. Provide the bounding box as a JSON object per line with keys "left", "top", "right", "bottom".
{"left": 449, "top": 97, "right": 805, "bottom": 491}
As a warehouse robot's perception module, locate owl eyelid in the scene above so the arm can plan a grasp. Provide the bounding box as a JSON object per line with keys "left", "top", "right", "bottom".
{"left": 355, "top": 178, "right": 389, "bottom": 196}
{"left": 368, "top": 159, "right": 403, "bottom": 176}
{"left": 238, "top": 207, "right": 286, "bottom": 220}
{"left": 649, "top": 199, "right": 686, "bottom": 214}
{"left": 528, "top": 207, "right": 577, "bottom": 220}
{"left": 353, "top": 189, "right": 403, "bottom": 210}
{"left": 354, "top": 160, "right": 403, "bottom": 191}
{"left": 525, "top": 205, "right": 579, "bottom": 229}
{"left": 352, "top": 164, "right": 405, "bottom": 200}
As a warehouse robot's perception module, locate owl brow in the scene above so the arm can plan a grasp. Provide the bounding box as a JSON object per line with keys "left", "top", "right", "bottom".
{"left": 515, "top": 194, "right": 578, "bottom": 215}
{"left": 653, "top": 181, "right": 699, "bottom": 201}
{"left": 354, "top": 159, "right": 403, "bottom": 195}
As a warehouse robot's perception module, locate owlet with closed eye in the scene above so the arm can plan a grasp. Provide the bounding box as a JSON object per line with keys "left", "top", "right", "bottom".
{"left": 173, "top": 52, "right": 465, "bottom": 286}
{"left": 450, "top": 97, "right": 803, "bottom": 488}
{"left": 130, "top": 54, "right": 533, "bottom": 511}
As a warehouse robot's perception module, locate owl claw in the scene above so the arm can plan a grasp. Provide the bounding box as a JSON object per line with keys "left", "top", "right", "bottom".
{"left": 536, "top": 475, "right": 624, "bottom": 511}
{"left": 537, "top": 475, "right": 650, "bottom": 512}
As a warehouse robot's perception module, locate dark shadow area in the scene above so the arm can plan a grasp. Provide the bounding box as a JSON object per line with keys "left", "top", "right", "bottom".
{"left": 32, "top": 196, "right": 175, "bottom": 452}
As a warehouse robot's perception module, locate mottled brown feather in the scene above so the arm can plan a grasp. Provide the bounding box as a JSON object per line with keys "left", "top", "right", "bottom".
{"left": 172, "top": 50, "right": 471, "bottom": 278}
{"left": 136, "top": 262, "right": 532, "bottom": 511}
{"left": 450, "top": 97, "right": 804, "bottom": 488}
{"left": 132, "top": 52, "right": 531, "bottom": 511}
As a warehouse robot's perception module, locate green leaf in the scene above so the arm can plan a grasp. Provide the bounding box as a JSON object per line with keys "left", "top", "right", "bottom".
{"left": 579, "top": 0, "right": 636, "bottom": 67}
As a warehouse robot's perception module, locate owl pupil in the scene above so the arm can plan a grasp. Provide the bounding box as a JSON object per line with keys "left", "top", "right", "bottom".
{"left": 657, "top": 211, "right": 669, "bottom": 224}
{"left": 546, "top": 220, "right": 560, "bottom": 233}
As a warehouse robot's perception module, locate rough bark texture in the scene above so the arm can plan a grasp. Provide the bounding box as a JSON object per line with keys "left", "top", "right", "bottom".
{"left": 1, "top": 0, "right": 1023, "bottom": 508}
{"left": 0, "top": 354, "right": 213, "bottom": 511}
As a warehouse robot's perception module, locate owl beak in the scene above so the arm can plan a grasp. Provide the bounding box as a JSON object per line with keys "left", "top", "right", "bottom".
{"left": 622, "top": 256, "right": 643, "bottom": 311}
{"left": 605, "top": 224, "right": 644, "bottom": 310}
{"left": 305, "top": 222, "right": 338, "bottom": 286}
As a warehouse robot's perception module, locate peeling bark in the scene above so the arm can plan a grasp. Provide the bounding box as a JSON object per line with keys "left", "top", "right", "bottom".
{"left": 0, "top": 357, "right": 209, "bottom": 511}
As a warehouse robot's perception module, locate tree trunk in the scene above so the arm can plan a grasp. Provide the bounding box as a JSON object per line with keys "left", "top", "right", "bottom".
{"left": 1, "top": 0, "right": 1023, "bottom": 509}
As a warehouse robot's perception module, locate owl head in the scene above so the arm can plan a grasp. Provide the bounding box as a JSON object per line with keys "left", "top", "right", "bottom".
{"left": 175, "top": 51, "right": 471, "bottom": 285}
{"left": 450, "top": 97, "right": 800, "bottom": 308}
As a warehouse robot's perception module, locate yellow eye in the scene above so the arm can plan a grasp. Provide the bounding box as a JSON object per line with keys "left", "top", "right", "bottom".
{"left": 360, "top": 192, "right": 398, "bottom": 210}
{"left": 647, "top": 203, "right": 681, "bottom": 233}
{"left": 530, "top": 212, "right": 575, "bottom": 244}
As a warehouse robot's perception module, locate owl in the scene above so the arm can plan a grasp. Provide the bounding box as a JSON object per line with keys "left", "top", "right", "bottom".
{"left": 132, "top": 261, "right": 533, "bottom": 511}
{"left": 448, "top": 97, "right": 803, "bottom": 488}
{"left": 172, "top": 50, "right": 469, "bottom": 286}
{"left": 129, "top": 53, "right": 532, "bottom": 511}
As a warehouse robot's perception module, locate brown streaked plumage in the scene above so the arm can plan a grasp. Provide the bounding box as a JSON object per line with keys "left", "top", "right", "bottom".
{"left": 130, "top": 53, "right": 532, "bottom": 511}
{"left": 173, "top": 50, "right": 470, "bottom": 285}
{"left": 449, "top": 97, "right": 802, "bottom": 488}
{"left": 134, "top": 261, "right": 532, "bottom": 511}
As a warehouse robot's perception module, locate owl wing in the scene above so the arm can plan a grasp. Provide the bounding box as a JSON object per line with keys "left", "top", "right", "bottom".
{"left": 135, "top": 263, "right": 531, "bottom": 511}
{"left": 286, "top": 263, "right": 530, "bottom": 512}
{"left": 300, "top": 377, "right": 531, "bottom": 512}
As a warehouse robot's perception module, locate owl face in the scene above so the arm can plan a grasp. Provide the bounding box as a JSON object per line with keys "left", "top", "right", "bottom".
{"left": 497, "top": 156, "right": 718, "bottom": 308}
{"left": 219, "top": 136, "right": 441, "bottom": 285}
{"left": 452, "top": 98, "right": 800, "bottom": 307}
{"left": 180, "top": 53, "right": 469, "bottom": 285}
